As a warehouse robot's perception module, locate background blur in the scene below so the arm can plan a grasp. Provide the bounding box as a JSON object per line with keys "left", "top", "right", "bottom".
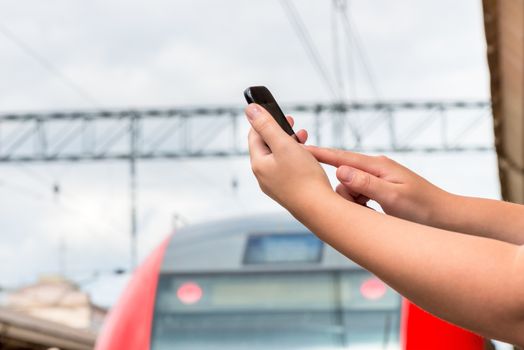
{"left": 0, "top": 0, "right": 501, "bottom": 346}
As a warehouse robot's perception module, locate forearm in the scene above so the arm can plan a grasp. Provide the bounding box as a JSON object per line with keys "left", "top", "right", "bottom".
{"left": 290, "top": 191, "right": 524, "bottom": 345}
{"left": 431, "top": 193, "right": 524, "bottom": 245}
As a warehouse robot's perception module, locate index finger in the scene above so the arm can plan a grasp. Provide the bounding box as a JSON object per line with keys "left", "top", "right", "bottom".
{"left": 305, "top": 145, "right": 383, "bottom": 176}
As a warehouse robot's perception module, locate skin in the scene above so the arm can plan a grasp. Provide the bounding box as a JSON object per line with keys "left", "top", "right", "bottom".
{"left": 245, "top": 103, "right": 524, "bottom": 346}
{"left": 307, "top": 145, "right": 524, "bottom": 246}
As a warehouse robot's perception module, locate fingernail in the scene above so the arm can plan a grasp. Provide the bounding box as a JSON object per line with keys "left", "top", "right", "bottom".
{"left": 246, "top": 104, "right": 262, "bottom": 122}
{"left": 338, "top": 167, "right": 353, "bottom": 182}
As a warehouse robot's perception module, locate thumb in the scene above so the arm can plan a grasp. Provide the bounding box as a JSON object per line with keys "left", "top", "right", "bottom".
{"left": 245, "top": 103, "right": 288, "bottom": 151}
{"left": 336, "top": 165, "right": 394, "bottom": 204}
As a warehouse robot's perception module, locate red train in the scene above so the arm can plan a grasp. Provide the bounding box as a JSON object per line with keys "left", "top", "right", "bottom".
{"left": 95, "top": 214, "right": 485, "bottom": 350}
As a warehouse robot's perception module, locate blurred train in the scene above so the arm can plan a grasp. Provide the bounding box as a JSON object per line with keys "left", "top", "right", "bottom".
{"left": 95, "top": 213, "right": 486, "bottom": 350}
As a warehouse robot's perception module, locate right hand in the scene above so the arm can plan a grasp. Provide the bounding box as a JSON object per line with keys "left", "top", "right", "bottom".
{"left": 306, "top": 145, "right": 450, "bottom": 226}
{"left": 245, "top": 105, "right": 333, "bottom": 213}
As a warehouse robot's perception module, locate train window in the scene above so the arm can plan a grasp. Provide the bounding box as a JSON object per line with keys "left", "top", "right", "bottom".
{"left": 243, "top": 233, "right": 323, "bottom": 264}
{"left": 151, "top": 271, "right": 401, "bottom": 350}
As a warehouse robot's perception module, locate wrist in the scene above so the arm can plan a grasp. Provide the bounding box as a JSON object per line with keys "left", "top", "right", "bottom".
{"left": 427, "top": 190, "right": 462, "bottom": 229}
{"left": 284, "top": 185, "right": 337, "bottom": 221}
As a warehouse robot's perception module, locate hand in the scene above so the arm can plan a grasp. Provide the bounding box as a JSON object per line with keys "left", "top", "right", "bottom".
{"left": 306, "top": 146, "right": 450, "bottom": 225}
{"left": 245, "top": 104, "right": 333, "bottom": 213}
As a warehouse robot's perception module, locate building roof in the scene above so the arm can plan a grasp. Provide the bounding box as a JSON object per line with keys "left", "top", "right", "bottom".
{"left": 5, "top": 275, "right": 107, "bottom": 332}
{"left": 0, "top": 307, "right": 95, "bottom": 350}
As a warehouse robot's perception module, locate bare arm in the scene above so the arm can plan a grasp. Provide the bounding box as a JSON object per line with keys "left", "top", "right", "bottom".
{"left": 244, "top": 104, "right": 524, "bottom": 345}
{"left": 307, "top": 146, "right": 524, "bottom": 245}
{"left": 433, "top": 194, "right": 524, "bottom": 245}
{"left": 292, "top": 191, "right": 524, "bottom": 346}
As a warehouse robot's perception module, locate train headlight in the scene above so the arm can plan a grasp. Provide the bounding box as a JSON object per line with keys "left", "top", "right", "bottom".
{"left": 177, "top": 282, "right": 203, "bottom": 305}
{"left": 360, "top": 277, "right": 387, "bottom": 300}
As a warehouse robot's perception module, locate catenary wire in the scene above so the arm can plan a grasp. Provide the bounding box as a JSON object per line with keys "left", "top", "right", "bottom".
{"left": 0, "top": 21, "right": 100, "bottom": 107}
{"left": 279, "top": 0, "right": 338, "bottom": 98}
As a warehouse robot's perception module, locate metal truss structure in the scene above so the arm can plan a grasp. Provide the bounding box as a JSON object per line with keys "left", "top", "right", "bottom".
{"left": 0, "top": 100, "right": 492, "bottom": 163}
{"left": 0, "top": 100, "right": 493, "bottom": 268}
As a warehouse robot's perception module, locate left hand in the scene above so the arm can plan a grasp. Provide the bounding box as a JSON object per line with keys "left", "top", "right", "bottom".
{"left": 245, "top": 103, "right": 333, "bottom": 212}
{"left": 306, "top": 145, "right": 449, "bottom": 225}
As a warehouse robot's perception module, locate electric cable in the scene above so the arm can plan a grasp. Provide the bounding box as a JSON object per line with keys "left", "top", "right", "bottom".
{"left": 0, "top": 21, "right": 100, "bottom": 107}
{"left": 340, "top": 10, "right": 381, "bottom": 99}
{"left": 279, "top": 0, "right": 338, "bottom": 98}
{"left": 331, "top": 0, "right": 344, "bottom": 96}
{"left": 0, "top": 178, "right": 47, "bottom": 200}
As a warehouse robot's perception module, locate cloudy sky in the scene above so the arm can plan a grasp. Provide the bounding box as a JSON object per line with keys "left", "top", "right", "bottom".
{"left": 0, "top": 0, "right": 497, "bottom": 309}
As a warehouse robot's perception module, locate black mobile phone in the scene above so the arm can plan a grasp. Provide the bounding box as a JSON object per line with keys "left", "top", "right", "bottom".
{"left": 244, "top": 86, "right": 298, "bottom": 141}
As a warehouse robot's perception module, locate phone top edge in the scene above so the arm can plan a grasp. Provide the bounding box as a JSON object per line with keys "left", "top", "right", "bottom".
{"left": 244, "top": 86, "right": 273, "bottom": 104}
{"left": 243, "top": 86, "right": 297, "bottom": 141}
{"left": 243, "top": 88, "right": 253, "bottom": 104}
{"left": 247, "top": 85, "right": 268, "bottom": 91}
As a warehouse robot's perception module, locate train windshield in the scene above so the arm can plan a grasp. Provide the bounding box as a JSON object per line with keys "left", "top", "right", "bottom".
{"left": 151, "top": 271, "right": 400, "bottom": 349}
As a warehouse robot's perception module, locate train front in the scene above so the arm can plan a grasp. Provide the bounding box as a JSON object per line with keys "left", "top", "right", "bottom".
{"left": 96, "top": 213, "right": 483, "bottom": 350}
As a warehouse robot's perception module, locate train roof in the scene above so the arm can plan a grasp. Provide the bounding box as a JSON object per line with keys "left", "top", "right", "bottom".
{"left": 161, "top": 212, "right": 360, "bottom": 274}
